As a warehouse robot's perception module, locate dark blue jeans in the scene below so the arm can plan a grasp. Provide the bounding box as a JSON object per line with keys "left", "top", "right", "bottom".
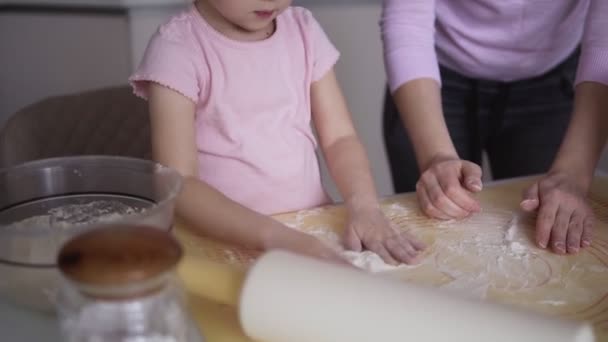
{"left": 383, "top": 50, "right": 579, "bottom": 193}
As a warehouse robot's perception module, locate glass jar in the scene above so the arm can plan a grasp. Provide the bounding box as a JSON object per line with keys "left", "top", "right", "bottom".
{"left": 55, "top": 225, "right": 204, "bottom": 342}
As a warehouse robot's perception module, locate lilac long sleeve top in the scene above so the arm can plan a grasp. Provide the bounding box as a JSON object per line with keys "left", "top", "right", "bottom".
{"left": 382, "top": 0, "right": 608, "bottom": 92}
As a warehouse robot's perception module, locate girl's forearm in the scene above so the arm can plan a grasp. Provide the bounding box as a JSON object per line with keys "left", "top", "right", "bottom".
{"left": 175, "top": 176, "right": 304, "bottom": 250}
{"left": 322, "top": 135, "right": 379, "bottom": 210}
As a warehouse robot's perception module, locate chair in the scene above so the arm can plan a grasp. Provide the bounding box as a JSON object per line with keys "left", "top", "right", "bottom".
{"left": 0, "top": 86, "right": 151, "bottom": 168}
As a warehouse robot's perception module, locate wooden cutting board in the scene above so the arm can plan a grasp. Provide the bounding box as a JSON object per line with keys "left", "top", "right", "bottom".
{"left": 176, "top": 176, "right": 608, "bottom": 341}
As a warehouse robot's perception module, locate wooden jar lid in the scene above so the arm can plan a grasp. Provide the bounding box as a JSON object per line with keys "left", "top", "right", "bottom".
{"left": 58, "top": 225, "right": 182, "bottom": 287}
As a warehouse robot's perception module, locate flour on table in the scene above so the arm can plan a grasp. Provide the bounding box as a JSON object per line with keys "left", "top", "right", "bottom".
{"left": 342, "top": 251, "right": 403, "bottom": 273}
{"left": 383, "top": 202, "right": 412, "bottom": 218}
{"left": 439, "top": 274, "right": 490, "bottom": 300}
{"left": 587, "top": 265, "right": 608, "bottom": 273}
{"left": 223, "top": 249, "right": 239, "bottom": 263}
{"left": 504, "top": 217, "right": 517, "bottom": 241}
{"left": 287, "top": 204, "right": 608, "bottom": 306}
{"left": 296, "top": 208, "right": 544, "bottom": 296}
{"left": 282, "top": 202, "right": 608, "bottom": 329}
{"left": 538, "top": 300, "right": 567, "bottom": 306}
{"left": 435, "top": 214, "right": 538, "bottom": 296}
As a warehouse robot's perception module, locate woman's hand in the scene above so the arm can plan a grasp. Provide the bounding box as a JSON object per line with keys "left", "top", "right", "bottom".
{"left": 343, "top": 205, "right": 426, "bottom": 265}
{"left": 521, "top": 171, "right": 594, "bottom": 254}
{"left": 521, "top": 82, "right": 608, "bottom": 254}
{"left": 416, "top": 155, "right": 483, "bottom": 220}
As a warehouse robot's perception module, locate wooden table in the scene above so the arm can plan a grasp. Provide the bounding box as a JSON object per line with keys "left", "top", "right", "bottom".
{"left": 176, "top": 176, "right": 608, "bottom": 341}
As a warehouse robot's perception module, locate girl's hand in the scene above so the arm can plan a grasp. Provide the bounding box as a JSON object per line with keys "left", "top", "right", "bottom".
{"left": 521, "top": 171, "right": 594, "bottom": 254}
{"left": 301, "top": 235, "right": 352, "bottom": 267}
{"left": 265, "top": 224, "right": 350, "bottom": 266}
{"left": 343, "top": 205, "right": 426, "bottom": 266}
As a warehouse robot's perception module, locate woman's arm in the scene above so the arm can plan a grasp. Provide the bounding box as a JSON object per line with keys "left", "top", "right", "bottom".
{"left": 382, "top": 0, "right": 481, "bottom": 219}
{"left": 521, "top": 0, "right": 608, "bottom": 254}
{"left": 391, "top": 80, "right": 482, "bottom": 219}
{"left": 382, "top": 0, "right": 439, "bottom": 93}
{"left": 148, "top": 83, "right": 345, "bottom": 262}
{"left": 311, "top": 70, "right": 425, "bottom": 265}
{"left": 522, "top": 82, "right": 608, "bottom": 253}
{"left": 551, "top": 83, "right": 608, "bottom": 190}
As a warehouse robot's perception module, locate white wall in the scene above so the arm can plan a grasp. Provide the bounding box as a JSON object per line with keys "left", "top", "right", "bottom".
{"left": 0, "top": 13, "right": 131, "bottom": 127}
{"left": 127, "top": 5, "right": 185, "bottom": 69}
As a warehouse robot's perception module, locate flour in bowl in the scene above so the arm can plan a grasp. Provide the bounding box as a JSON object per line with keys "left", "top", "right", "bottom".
{"left": 0, "top": 200, "right": 147, "bottom": 313}
{"left": 5, "top": 200, "right": 144, "bottom": 232}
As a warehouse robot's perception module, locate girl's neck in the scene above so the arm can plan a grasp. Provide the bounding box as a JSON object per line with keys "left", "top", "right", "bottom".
{"left": 195, "top": 1, "right": 276, "bottom": 42}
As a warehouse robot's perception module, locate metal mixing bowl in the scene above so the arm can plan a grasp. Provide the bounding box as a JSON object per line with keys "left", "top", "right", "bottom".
{"left": 0, "top": 156, "right": 182, "bottom": 313}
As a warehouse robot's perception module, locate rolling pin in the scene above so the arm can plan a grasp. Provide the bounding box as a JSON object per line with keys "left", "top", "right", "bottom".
{"left": 178, "top": 251, "right": 594, "bottom": 342}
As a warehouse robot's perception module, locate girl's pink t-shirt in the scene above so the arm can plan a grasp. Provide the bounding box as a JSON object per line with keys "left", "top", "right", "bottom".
{"left": 130, "top": 6, "right": 339, "bottom": 215}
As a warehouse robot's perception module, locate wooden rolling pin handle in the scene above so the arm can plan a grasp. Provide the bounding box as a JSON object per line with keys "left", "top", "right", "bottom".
{"left": 177, "top": 255, "right": 246, "bottom": 307}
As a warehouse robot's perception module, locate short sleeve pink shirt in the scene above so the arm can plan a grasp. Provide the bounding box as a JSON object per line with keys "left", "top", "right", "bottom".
{"left": 130, "top": 6, "right": 339, "bottom": 215}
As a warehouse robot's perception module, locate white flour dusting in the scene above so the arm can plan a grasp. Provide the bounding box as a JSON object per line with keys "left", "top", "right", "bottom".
{"left": 509, "top": 241, "right": 527, "bottom": 255}
{"left": 504, "top": 217, "right": 517, "bottom": 241}
{"left": 432, "top": 212, "right": 555, "bottom": 298}
{"left": 342, "top": 251, "right": 410, "bottom": 272}
{"left": 538, "top": 300, "right": 567, "bottom": 306}
{"left": 3, "top": 200, "right": 143, "bottom": 232}
{"left": 222, "top": 249, "right": 239, "bottom": 264}
{"left": 439, "top": 274, "right": 490, "bottom": 299}
{"left": 384, "top": 202, "right": 412, "bottom": 218}
{"left": 587, "top": 265, "right": 607, "bottom": 273}
{"left": 284, "top": 203, "right": 608, "bottom": 309}
{"left": 290, "top": 207, "right": 535, "bottom": 292}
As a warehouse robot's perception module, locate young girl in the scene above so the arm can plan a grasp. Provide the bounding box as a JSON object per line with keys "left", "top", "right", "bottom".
{"left": 130, "top": 0, "right": 425, "bottom": 265}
